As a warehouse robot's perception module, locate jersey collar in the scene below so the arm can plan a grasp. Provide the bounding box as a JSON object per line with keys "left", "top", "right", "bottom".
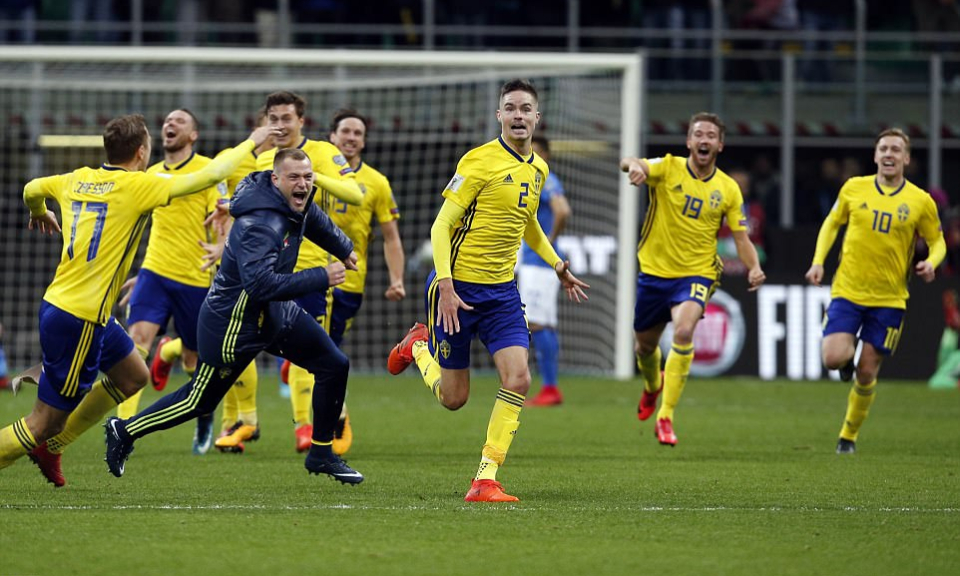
{"left": 686, "top": 159, "right": 716, "bottom": 182}
{"left": 354, "top": 159, "right": 364, "bottom": 173}
{"left": 874, "top": 176, "right": 906, "bottom": 196}
{"left": 498, "top": 136, "right": 534, "bottom": 164}
{"left": 163, "top": 150, "right": 196, "bottom": 171}
{"left": 100, "top": 164, "right": 127, "bottom": 171}
{"left": 296, "top": 137, "right": 308, "bottom": 150}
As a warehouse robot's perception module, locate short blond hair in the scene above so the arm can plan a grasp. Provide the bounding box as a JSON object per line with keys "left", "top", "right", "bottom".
{"left": 875, "top": 128, "right": 910, "bottom": 154}
{"left": 688, "top": 112, "right": 725, "bottom": 141}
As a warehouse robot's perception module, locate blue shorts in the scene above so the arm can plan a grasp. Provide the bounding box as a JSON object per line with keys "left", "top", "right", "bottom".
{"left": 127, "top": 268, "right": 208, "bottom": 351}
{"left": 38, "top": 302, "right": 105, "bottom": 411}
{"left": 296, "top": 290, "right": 328, "bottom": 323}
{"left": 100, "top": 316, "right": 136, "bottom": 371}
{"left": 326, "top": 289, "right": 363, "bottom": 347}
{"left": 424, "top": 270, "right": 528, "bottom": 370}
{"left": 634, "top": 273, "right": 717, "bottom": 332}
{"left": 823, "top": 298, "right": 905, "bottom": 356}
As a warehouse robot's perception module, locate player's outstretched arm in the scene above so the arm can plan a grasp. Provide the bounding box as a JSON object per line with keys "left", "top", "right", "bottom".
{"left": 314, "top": 171, "right": 363, "bottom": 206}
{"left": 169, "top": 126, "right": 279, "bottom": 199}
{"left": 620, "top": 157, "right": 650, "bottom": 187}
{"left": 431, "top": 199, "right": 473, "bottom": 333}
{"left": 732, "top": 230, "right": 766, "bottom": 291}
{"left": 554, "top": 260, "right": 590, "bottom": 303}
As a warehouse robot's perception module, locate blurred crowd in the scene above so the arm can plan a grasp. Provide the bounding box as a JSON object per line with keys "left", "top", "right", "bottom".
{"left": 1, "top": 1, "right": 958, "bottom": 47}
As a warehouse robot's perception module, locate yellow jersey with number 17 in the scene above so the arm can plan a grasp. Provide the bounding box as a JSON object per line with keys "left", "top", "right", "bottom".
{"left": 140, "top": 152, "right": 225, "bottom": 287}
{"left": 257, "top": 137, "right": 355, "bottom": 272}
{"left": 825, "top": 176, "right": 943, "bottom": 309}
{"left": 442, "top": 137, "right": 549, "bottom": 284}
{"left": 25, "top": 166, "right": 174, "bottom": 324}
{"left": 638, "top": 154, "right": 747, "bottom": 280}
{"left": 329, "top": 161, "right": 399, "bottom": 294}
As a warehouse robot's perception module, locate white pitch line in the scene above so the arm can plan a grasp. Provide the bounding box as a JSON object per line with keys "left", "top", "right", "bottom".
{"left": 2, "top": 503, "right": 958, "bottom": 513}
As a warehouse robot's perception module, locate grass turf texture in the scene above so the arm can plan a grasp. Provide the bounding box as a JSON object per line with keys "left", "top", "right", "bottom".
{"left": 1, "top": 373, "right": 958, "bottom": 576}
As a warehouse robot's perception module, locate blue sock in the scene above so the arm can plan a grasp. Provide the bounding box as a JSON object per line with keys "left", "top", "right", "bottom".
{"left": 531, "top": 329, "right": 559, "bottom": 388}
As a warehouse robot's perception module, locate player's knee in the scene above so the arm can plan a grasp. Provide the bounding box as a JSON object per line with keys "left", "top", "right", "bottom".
{"left": 441, "top": 393, "right": 468, "bottom": 411}
{"left": 822, "top": 349, "right": 849, "bottom": 370}
{"left": 635, "top": 339, "right": 657, "bottom": 357}
{"left": 114, "top": 364, "right": 150, "bottom": 397}
{"left": 503, "top": 372, "right": 531, "bottom": 397}
{"left": 672, "top": 325, "right": 695, "bottom": 345}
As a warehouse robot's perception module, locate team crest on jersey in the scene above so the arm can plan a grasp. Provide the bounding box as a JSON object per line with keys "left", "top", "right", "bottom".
{"left": 534, "top": 172, "right": 542, "bottom": 191}
{"left": 897, "top": 203, "right": 910, "bottom": 222}
{"left": 709, "top": 190, "right": 722, "bottom": 209}
{"left": 439, "top": 340, "right": 451, "bottom": 359}
{"left": 219, "top": 367, "right": 232, "bottom": 379}
{"left": 358, "top": 183, "right": 367, "bottom": 195}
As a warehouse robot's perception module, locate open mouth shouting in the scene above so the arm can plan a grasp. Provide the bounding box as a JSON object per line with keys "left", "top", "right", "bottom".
{"left": 290, "top": 189, "right": 309, "bottom": 211}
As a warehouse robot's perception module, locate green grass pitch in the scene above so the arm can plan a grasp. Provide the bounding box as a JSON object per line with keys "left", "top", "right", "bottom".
{"left": 1, "top": 373, "right": 958, "bottom": 576}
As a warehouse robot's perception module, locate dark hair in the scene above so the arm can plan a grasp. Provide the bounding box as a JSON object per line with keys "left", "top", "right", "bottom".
{"left": 172, "top": 108, "right": 200, "bottom": 131}
{"left": 274, "top": 147, "right": 310, "bottom": 171}
{"left": 499, "top": 78, "right": 538, "bottom": 103}
{"left": 329, "top": 108, "right": 368, "bottom": 136}
{"left": 875, "top": 127, "right": 911, "bottom": 154}
{"left": 103, "top": 114, "right": 149, "bottom": 164}
{"left": 265, "top": 91, "right": 306, "bottom": 118}
{"left": 531, "top": 135, "right": 550, "bottom": 153}
{"left": 688, "top": 112, "right": 726, "bottom": 141}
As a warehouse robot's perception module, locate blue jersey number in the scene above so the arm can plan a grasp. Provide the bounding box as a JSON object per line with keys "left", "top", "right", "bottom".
{"left": 872, "top": 210, "right": 892, "bottom": 234}
{"left": 519, "top": 182, "right": 529, "bottom": 208}
{"left": 334, "top": 197, "right": 348, "bottom": 214}
{"left": 682, "top": 195, "right": 703, "bottom": 219}
{"left": 67, "top": 201, "right": 108, "bottom": 261}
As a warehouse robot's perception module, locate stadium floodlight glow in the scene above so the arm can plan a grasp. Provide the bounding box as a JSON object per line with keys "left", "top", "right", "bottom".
{"left": 0, "top": 46, "right": 643, "bottom": 379}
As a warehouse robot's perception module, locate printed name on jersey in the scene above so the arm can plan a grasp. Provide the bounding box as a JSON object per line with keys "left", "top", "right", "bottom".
{"left": 446, "top": 173, "right": 465, "bottom": 193}
{"left": 74, "top": 181, "right": 115, "bottom": 195}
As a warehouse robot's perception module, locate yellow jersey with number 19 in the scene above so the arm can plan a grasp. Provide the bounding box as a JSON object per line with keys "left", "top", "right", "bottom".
{"left": 140, "top": 152, "right": 225, "bottom": 287}
{"left": 442, "top": 137, "right": 549, "bottom": 284}
{"left": 25, "top": 166, "right": 174, "bottom": 324}
{"left": 824, "top": 176, "right": 943, "bottom": 309}
{"left": 638, "top": 154, "right": 747, "bottom": 280}
{"left": 257, "top": 137, "right": 355, "bottom": 272}
{"left": 329, "top": 161, "right": 399, "bottom": 293}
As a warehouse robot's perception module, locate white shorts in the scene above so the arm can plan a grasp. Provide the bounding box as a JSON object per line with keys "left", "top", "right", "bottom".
{"left": 518, "top": 265, "right": 559, "bottom": 327}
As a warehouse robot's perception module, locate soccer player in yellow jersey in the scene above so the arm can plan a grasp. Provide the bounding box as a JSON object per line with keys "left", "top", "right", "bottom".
{"left": 254, "top": 91, "right": 364, "bottom": 453}
{"left": 620, "top": 112, "right": 766, "bottom": 447}
{"left": 318, "top": 108, "right": 406, "bottom": 455}
{"left": 0, "top": 114, "right": 276, "bottom": 481}
{"left": 805, "top": 128, "right": 945, "bottom": 454}
{"left": 116, "top": 109, "right": 226, "bottom": 455}
{"left": 387, "top": 79, "right": 590, "bottom": 502}
{"left": 152, "top": 108, "right": 273, "bottom": 454}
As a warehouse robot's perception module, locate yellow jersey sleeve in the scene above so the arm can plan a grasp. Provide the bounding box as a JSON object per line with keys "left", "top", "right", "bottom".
{"left": 335, "top": 163, "right": 399, "bottom": 293}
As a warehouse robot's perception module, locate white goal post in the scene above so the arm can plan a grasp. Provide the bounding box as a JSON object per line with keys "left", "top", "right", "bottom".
{"left": 0, "top": 46, "right": 642, "bottom": 379}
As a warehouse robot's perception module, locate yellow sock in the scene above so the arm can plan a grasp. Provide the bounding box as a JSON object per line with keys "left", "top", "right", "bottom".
{"left": 840, "top": 379, "right": 877, "bottom": 442}
{"left": 476, "top": 388, "right": 524, "bottom": 481}
{"left": 289, "top": 363, "right": 313, "bottom": 425}
{"left": 412, "top": 340, "right": 443, "bottom": 402}
{"left": 221, "top": 385, "right": 239, "bottom": 432}
{"left": 235, "top": 361, "right": 259, "bottom": 427}
{"left": 657, "top": 341, "right": 694, "bottom": 421}
{"left": 117, "top": 389, "right": 142, "bottom": 419}
{"left": 0, "top": 418, "right": 37, "bottom": 469}
{"left": 117, "top": 344, "right": 151, "bottom": 419}
{"left": 160, "top": 338, "right": 183, "bottom": 363}
{"left": 637, "top": 347, "right": 663, "bottom": 394}
{"left": 48, "top": 378, "right": 127, "bottom": 454}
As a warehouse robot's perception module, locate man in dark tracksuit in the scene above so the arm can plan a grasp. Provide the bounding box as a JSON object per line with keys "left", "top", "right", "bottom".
{"left": 105, "top": 148, "right": 364, "bottom": 484}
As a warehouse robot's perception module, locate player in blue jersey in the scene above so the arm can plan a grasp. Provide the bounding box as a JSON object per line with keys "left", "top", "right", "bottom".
{"left": 104, "top": 148, "right": 364, "bottom": 484}
{"left": 519, "top": 136, "right": 572, "bottom": 407}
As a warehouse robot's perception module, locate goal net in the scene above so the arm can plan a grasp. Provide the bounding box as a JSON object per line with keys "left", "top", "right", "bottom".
{"left": 0, "top": 47, "right": 642, "bottom": 378}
